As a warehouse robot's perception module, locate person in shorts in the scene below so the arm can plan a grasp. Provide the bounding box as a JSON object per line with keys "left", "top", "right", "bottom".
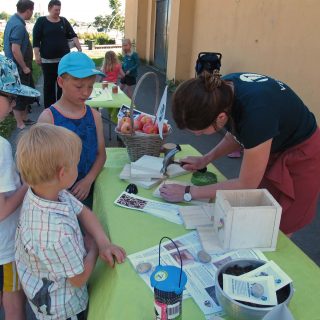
{"left": 120, "top": 38, "right": 139, "bottom": 98}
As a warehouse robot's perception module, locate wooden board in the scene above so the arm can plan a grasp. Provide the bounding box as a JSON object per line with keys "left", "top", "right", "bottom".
{"left": 131, "top": 155, "right": 188, "bottom": 179}
{"left": 197, "top": 225, "right": 224, "bottom": 254}
{"left": 179, "top": 204, "right": 214, "bottom": 229}
{"left": 119, "top": 164, "right": 162, "bottom": 189}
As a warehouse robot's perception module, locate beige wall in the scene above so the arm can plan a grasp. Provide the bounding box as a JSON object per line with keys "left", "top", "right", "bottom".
{"left": 190, "top": 0, "right": 320, "bottom": 119}
{"left": 124, "top": 0, "right": 138, "bottom": 45}
{"left": 125, "top": 0, "right": 320, "bottom": 120}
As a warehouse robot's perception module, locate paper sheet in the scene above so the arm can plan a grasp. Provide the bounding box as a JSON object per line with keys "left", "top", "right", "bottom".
{"left": 128, "top": 231, "right": 268, "bottom": 317}
{"left": 114, "top": 192, "right": 183, "bottom": 224}
{"left": 89, "top": 87, "right": 112, "bottom": 101}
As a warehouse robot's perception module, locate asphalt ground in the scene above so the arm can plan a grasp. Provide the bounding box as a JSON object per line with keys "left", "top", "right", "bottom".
{"left": 1, "top": 63, "right": 319, "bottom": 319}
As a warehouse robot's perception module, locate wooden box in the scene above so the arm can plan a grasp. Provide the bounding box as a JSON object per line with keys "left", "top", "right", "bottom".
{"left": 198, "top": 189, "right": 282, "bottom": 252}
{"left": 215, "top": 189, "right": 282, "bottom": 251}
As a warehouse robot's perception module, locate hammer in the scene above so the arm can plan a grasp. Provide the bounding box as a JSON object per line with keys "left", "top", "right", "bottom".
{"left": 160, "top": 144, "right": 207, "bottom": 175}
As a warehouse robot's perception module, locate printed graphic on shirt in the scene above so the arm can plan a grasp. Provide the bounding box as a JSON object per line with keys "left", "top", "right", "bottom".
{"left": 30, "top": 278, "right": 54, "bottom": 316}
{"left": 239, "top": 73, "right": 269, "bottom": 83}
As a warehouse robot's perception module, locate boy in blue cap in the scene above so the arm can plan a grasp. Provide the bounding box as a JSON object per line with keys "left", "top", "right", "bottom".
{"left": 0, "top": 54, "right": 40, "bottom": 319}
{"left": 38, "top": 52, "right": 106, "bottom": 208}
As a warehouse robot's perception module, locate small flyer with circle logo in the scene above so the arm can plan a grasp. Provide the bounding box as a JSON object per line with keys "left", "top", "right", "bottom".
{"left": 223, "top": 274, "right": 277, "bottom": 306}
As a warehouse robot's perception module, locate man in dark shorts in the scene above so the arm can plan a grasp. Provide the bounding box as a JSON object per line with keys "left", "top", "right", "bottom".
{"left": 4, "top": 0, "right": 36, "bottom": 130}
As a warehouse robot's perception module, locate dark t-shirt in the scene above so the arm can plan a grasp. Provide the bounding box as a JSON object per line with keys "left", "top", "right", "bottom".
{"left": 33, "top": 16, "right": 77, "bottom": 59}
{"left": 222, "top": 73, "right": 317, "bottom": 153}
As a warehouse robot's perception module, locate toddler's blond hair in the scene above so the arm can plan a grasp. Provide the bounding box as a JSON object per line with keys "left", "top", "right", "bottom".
{"left": 102, "top": 50, "right": 119, "bottom": 73}
{"left": 16, "top": 123, "right": 82, "bottom": 186}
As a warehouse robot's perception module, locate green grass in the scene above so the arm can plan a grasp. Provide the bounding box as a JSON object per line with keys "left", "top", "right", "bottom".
{"left": 0, "top": 114, "right": 17, "bottom": 139}
{"left": 32, "top": 61, "right": 42, "bottom": 84}
{"left": 92, "top": 57, "right": 104, "bottom": 68}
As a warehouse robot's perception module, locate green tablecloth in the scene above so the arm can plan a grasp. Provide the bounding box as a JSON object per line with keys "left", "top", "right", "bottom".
{"left": 88, "top": 146, "right": 320, "bottom": 320}
{"left": 86, "top": 83, "right": 131, "bottom": 122}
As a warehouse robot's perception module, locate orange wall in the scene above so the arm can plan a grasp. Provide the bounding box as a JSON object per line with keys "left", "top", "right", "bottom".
{"left": 125, "top": 0, "right": 320, "bottom": 119}
{"left": 190, "top": 0, "right": 320, "bottom": 119}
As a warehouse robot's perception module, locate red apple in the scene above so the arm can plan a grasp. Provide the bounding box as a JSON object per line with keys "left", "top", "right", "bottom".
{"left": 154, "top": 123, "right": 159, "bottom": 134}
{"left": 142, "top": 123, "right": 156, "bottom": 134}
{"left": 117, "top": 116, "right": 130, "bottom": 131}
{"left": 139, "top": 114, "right": 153, "bottom": 125}
{"left": 121, "top": 121, "right": 132, "bottom": 134}
{"left": 133, "top": 119, "right": 143, "bottom": 131}
{"left": 163, "top": 123, "right": 169, "bottom": 133}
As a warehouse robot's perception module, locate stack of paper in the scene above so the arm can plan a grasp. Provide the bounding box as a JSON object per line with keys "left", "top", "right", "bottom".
{"left": 131, "top": 155, "right": 187, "bottom": 178}
{"left": 119, "top": 155, "right": 188, "bottom": 189}
{"left": 119, "top": 164, "right": 161, "bottom": 189}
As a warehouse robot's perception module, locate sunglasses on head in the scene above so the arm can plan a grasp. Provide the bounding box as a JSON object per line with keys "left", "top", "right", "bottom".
{"left": 0, "top": 92, "right": 17, "bottom": 104}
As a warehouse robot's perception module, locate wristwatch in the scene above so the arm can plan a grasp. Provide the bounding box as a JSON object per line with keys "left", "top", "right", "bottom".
{"left": 183, "top": 186, "right": 192, "bottom": 202}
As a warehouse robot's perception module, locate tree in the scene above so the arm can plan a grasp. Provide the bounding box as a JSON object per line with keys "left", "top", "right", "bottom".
{"left": 93, "top": 0, "right": 124, "bottom": 32}
{"left": 0, "top": 11, "right": 10, "bottom": 20}
{"left": 30, "top": 12, "right": 41, "bottom": 23}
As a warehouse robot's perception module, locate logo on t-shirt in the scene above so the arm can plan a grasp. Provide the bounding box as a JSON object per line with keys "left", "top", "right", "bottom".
{"left": 240, "top": 73, "right": 269, "bottom": 83}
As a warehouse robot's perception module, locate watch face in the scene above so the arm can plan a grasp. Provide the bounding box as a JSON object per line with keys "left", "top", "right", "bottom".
{"left": 184, "top": 192, "right": 192, "bottom": 202}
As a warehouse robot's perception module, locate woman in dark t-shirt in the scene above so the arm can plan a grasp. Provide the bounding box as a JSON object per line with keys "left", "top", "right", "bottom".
{"left": 160, "top": 71, "right": 320, "bottom": 235}
{"left": 33, "top": 0, "right": 82, "bottom": 108}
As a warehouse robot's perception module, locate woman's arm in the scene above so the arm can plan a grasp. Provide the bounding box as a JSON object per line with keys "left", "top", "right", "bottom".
{"left": 33, "top": 18, "right": 43, "bottom": 64}
{"left": 72, "top": 37, "right": 82, "bottom": 52}
{"left": 160, "top": 139, "right": 272, "bottom": 202}
{"left": 182, "top": 132, "right": 241, "bottom": 171}
{"left": 33, "top": 47, "right": 41, "bottom": 65}
{"left": 204, "top": 132, "right": 241, "bottom": 162}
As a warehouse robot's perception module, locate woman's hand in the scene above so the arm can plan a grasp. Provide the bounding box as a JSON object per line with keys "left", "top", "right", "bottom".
{"left": 159, "top": 183, "right": 186, "bottom": 202}
{"left": 35, "top": 56, "right": 41, "bottom": 65}
{"left": 180, "top": 155, "right": 208, "bottom": 171}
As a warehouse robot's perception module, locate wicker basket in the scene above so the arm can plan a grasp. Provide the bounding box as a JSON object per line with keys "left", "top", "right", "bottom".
{"left": 115, "top": 72, "right": 171, "bottom": 162}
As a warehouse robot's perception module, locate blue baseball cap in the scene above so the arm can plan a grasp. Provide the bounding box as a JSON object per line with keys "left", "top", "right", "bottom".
{"left": 0, "top": 55, "right": 40, "bottom": 97}
{"left": 58, "top": 52, "right": 105, "bottom": 78}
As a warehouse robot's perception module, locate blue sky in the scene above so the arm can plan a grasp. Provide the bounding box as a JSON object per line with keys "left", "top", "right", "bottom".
{"left": 0, "top": 0, "right": 124, "bottom": 23}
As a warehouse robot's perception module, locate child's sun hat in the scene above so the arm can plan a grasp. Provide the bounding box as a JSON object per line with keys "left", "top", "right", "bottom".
{"left": 58, "top": 52, "right": 105, "bottom": 78}
{"left": 0, "top": 55, "right": 40, "bottom": 97}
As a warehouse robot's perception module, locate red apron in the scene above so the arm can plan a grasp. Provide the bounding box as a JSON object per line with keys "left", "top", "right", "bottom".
{"left": 259, "top": 128, "right": 320, "bottom": 234}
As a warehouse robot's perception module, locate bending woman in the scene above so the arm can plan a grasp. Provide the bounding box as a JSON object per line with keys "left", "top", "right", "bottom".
{"left": 160, "top": 71, "right": 320, "bottom": 235}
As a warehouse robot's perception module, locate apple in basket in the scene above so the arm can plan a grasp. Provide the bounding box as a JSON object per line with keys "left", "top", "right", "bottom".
{"left": 120, "top": 121, "right": 132, "bottom": 134}
{"left": 117, "top": 116, "right": 130, "bottom": 131}
{"left": 142, "top": 123, "right": 157, "bottom": 134}
{"left": 163, "top": 123, "right": 169, "bottom": 133}
{"left": 138, "top": 114, "right": 153, "bottom": 125}
{"left": 133, "top": 119, "right": 143, "bottom": 131}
